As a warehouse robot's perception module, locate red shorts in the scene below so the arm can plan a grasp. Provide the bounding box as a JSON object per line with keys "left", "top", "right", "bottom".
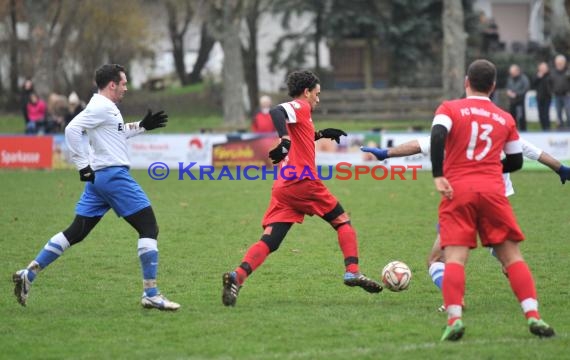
{"left": 262, "top": 179, "right": 338, "bottom": 226}
{"left": 439, "top": 192, "right": 524, "bottom": 249}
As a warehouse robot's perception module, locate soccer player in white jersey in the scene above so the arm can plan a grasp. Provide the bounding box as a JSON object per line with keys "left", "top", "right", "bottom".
{"left": 12, "top": 64, "right": 180, "bottom": 311}
{"left": 362, "top": 137, "right": 570, "bottom": 309}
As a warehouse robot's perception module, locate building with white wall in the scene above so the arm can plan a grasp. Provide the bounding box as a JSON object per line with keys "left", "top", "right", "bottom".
{"left": 474, "top": 0, "right": 545, "bottom": 51}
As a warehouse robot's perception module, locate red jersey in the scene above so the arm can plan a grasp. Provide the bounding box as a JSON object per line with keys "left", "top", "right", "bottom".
{"left": 433, "top": 96, "right": 521, "bottom": 194}
{"left": 276, "top": 99, "right": 316, "bottom": 186}
{"left": 251, "top": 111, "right": 275, "bottom": 133}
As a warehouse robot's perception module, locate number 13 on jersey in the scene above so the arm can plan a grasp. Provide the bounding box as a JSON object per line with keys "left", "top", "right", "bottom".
{"left": 466, "top": 121, "right": 493, "bottom": 161}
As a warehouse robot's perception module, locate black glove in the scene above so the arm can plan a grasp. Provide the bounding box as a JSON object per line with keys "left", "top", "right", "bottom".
{"left": 558, "top": 165, "right": 570, "bottom": 184}
{"left": 315, "top": 128, "right": 347, "bottom": 144}
{"left": 268, "top": 138, "right": 291, "bottom": 164}
{"left": 140, "top": 109, "right": 168, "bottom": 130}
{"left": 79, "top": 165, "right": 95, "bottom": 183}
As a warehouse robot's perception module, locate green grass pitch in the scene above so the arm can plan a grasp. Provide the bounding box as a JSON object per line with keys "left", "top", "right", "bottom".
{"left": 0, "top": 169, "right": 568, "bottom": 359}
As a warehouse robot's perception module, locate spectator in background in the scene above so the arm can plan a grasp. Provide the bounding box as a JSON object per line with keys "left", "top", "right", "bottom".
{"left": 46, "top": 93, "right": 68, "bottom": 133}
{"left": 549, "top": 54, "right": 570, "bottom": 128}
{"left": 26, "top": 92, "right": 47, "bottom": 134}
{"left": 251, "top": 95, "right": 275, "bottom": 133}
{"left": 20, "top": 79, "right": 34, "bottom": 128}
{"left": 481, "top": 18, "right": 501, "bottom": 53}
{"left": 533, "top": 62, "right": 552, "bottom": 131}
{"left": 65, "top": 92, "right": 85, "bottom": 126}
{"left": 506, "top": 64, "right": 530, "bottom": 131}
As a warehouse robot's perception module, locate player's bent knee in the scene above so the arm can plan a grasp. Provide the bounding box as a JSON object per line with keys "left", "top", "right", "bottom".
{"left": 427, "top": 249, "right": 444, "bottom": 268}
{"left": 322, "top": 203, "right": 351, "bottom": 229}
{"left": 261, "top": 236, "right": 281, "bottom": 252}
{"left": 260, "top": 222, "right": 292, "bottom": 253}
{"left": 125, "top": 206, "right": 159, "bottom": 239}
{"left": 139, "top": 223, "right": 159, "bottom": 239}
{"left": 493, "top": 241, "right": 524, "bottom": 267}
{"left": 63, "top": 215, "right": 102, "bottom": 245}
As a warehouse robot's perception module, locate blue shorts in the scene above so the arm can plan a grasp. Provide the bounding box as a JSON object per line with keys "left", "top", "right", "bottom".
{"left": 76, "top": 166, "right": 150, "bottom": 217}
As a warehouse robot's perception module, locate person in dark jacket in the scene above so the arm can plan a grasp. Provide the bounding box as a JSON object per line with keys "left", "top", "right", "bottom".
{"left": 533, "top": 62, "right": 552, "bottom": 130}
{"left": 549, "top": 54, "right": 570, "bottom": 128}
{"left": 506, "top": 64, "right": 530, "bottom": 131}
{"left": 20, "top": 79, "right": 34, "bottom": 128}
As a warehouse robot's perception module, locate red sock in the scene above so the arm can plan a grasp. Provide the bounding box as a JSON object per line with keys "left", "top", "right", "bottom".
{"left": 337, "top": 224, "right": 359, "bottom": 273}
{"left": 442, "top": 262, "right": 465, "bottom": 320}
{"left": 506, "top": 261, "right": 540, "bottom": 320}
{"left": 448, "top": 316, "right": 461, "bottom": 326}
{"left": 234, "top": 241, "right": 270, "bottom": 285}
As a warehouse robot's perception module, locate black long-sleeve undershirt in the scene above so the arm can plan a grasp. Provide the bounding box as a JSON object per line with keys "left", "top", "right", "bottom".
{"left": 269, "top": 106, "right": 289, "bottom": 138}
{"left": 430, "top": 124, "right": 448, "bottom": 177}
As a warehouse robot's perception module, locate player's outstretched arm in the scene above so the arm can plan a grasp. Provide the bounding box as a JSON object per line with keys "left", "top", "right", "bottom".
{"left": 520, "top": 138, "right": 570, "bottom": 184}
{"left": 139, "top": 109, "right": 168, "bottom": 131}
{"left": 538, "top": 152, "right": 570, "bottom": 184}
{"left": 537, "top": 152, "right": 562, "bottom": 173}
{"left": 315, "top": 128, "right": 347, "bottom": 144}
{"left": 361, "top": 139, "right": 423, "bottom": 161}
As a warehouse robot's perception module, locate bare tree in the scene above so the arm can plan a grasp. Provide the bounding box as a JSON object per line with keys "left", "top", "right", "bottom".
{"left": 22, "top": 0, "right": 82, "bottom": 95}
{"left": 24, "top": 0, "right": 60, "bottom": 96}
{"left": 1, "top": 0, "right": 150, "bottom": 107}
{"left": 165, "top": 0, "right": 194, "bottom": 86}
{"left": 442, "top": 0, "right": 465, "bottom": 99}
{"left": 68, "top": 0, "right": 151, "bottom": 97}
{"left": 269, "top": 0, "right": 330, "bottom": 75}
{"left": 188, "top": 21, "right": 216, "bottom": 84}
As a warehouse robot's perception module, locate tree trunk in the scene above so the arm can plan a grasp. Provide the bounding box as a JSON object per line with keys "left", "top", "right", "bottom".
{"left": 216, "top": 0, "right": 246, "bottom": 127}
{"left": 442, "top": 0, "right": 466, "bottom": 100}
{"left": 314, "top": 10, "right": 321, "bottom": 74}
{"left": 189, "top": 22, "right": 216, "bottom": 84}
{"left": 25, "top": 0, "right": 57, "bottom": 97}
{"left": 165, "top": 0, "right": 192, "bottom": 86}
{"left": 8, "top": 0, "right": 19, "bottom": 101}
{"left": 242, "top": 0, "right": 260, "bottom": 117}
{"left": 50, "top": 4, "right": 79, "bottom": 94}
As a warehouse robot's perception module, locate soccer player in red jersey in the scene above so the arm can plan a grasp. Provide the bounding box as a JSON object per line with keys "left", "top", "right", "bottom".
{"left": 221, "top": 70, "right": 382, "bottom": 306}
{"left": 430, "top": 59, "right": 555, "bottom": 341}
{"left": 363, "top": 137, "right": 570, "bottom": 311}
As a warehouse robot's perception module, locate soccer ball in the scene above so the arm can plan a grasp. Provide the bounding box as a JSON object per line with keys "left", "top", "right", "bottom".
{"left": 381, "top": 261, "right": 411, "bottom": 292}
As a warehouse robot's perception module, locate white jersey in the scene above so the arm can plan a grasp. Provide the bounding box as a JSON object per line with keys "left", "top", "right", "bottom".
{"left": 65, "top": 94, "right": 145, "bottom": 171}
{"left": 416, "top": 136, "right": 543, "bottom": 197}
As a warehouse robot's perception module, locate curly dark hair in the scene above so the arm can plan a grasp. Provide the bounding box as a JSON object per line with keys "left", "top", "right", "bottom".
{"left": 286, "top": 70, "right": 320, "bottom": 97}
{"left": 95, "top": 64, "right": 126, "bottom": 90}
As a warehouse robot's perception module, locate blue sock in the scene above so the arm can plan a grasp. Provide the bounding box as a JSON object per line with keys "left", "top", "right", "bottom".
{"left": 428, "top": 262, "right": 445, "bottom": 290}
{"left": 27, "top": 269, "right": 37, "bottom": 282}
{"left": 35, "top": 249, "right": 60, "bottom": 269}
{"left": 138, "top": 238, "right": 159, "bottom": 297}
{"left": 28, "top": 233, "right": 70, "bottom": 282}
